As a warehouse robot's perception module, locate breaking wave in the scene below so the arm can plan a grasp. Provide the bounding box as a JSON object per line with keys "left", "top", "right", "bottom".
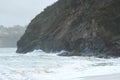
{"left": 0, "top": 48, "right": 120, "bottom": 80}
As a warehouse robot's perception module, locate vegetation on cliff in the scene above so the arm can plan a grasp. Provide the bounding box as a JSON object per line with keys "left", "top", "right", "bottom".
{"left": 17, "top": 0, "right": 120, "bottom": 57}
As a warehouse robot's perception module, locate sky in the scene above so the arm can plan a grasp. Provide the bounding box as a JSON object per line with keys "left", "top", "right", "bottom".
{"left": 0, "top": 0, "right": 57, "bottom": 27}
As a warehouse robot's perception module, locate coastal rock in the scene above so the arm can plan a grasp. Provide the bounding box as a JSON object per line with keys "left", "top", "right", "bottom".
{"left": 17, "top": 0, "right": 120, "bottom": 57}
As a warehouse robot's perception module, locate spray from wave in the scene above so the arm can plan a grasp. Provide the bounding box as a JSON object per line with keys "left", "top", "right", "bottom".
{"left": 0, "top": 48, "right": 120, "bottom": 80}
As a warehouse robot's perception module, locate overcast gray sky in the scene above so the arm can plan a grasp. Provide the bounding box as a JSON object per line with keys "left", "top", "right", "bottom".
{"left": 0, "top": 0, "right": 57, "bottom": 27}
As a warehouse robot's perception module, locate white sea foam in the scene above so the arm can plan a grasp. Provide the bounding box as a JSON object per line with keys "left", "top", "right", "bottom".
{"left": 0, "top": 48, "right": 120, "bottom": 80}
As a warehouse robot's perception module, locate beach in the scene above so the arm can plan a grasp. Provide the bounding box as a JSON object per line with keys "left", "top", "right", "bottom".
{"left": 83, "top": 73, "right": 120, "bottom": 80}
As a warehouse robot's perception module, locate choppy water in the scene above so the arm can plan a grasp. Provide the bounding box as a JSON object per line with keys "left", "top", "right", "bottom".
{"left": 0, "top": 48, "right": 120, "bottom": 80}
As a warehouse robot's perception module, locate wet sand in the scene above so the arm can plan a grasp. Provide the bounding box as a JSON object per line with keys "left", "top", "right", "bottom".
{"left": 83, "top": 73, "right": 120, "bottom": 80}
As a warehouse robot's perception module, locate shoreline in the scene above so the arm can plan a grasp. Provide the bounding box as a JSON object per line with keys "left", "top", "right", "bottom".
{"left": 82, "top": 73, "right": 120, "bottom": 80}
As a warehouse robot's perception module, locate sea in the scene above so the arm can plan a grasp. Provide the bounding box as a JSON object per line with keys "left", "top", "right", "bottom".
{"left": 0, "top": 48, "right": 120, "bottom": 80}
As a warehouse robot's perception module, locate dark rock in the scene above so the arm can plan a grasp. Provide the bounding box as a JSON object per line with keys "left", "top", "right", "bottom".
{"left": 17, "top": 0, "right": 120, "bottom": 57}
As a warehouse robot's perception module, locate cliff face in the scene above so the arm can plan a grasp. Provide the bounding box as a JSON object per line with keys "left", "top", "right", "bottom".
{"left": 17, "top": 0, "right": 120, "bottom": 57}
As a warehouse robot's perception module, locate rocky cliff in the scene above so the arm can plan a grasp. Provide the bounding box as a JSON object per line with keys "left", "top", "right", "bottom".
{"left": 17, "top": 0, "right": 120, "bottom": 57}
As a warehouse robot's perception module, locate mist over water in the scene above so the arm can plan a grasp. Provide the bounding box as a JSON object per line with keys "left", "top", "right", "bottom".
{"left": 0, "top": 48, "right": 120, "bottom": 80}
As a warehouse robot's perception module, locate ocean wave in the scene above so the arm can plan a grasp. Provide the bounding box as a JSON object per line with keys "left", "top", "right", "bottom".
{"left": 0, "top": 48, "right": 120, "bottom": 80}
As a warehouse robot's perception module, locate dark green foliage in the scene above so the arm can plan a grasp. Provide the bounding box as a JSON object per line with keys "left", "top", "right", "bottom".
{"left": 17, "top": 0, "right": 120, "bottom": 57}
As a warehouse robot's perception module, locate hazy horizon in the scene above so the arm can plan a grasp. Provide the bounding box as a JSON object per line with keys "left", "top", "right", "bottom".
{"left": 0, "top": 0, "right": 57, "bottom": 27}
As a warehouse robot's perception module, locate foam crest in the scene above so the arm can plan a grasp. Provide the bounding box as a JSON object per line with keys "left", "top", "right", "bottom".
{"left": 0, "top": 48, "right": 120, "bottom": 80}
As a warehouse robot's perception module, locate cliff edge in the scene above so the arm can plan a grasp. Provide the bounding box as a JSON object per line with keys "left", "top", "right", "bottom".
{"left": 17, "top": 0, "right": 120, "bottom": 57}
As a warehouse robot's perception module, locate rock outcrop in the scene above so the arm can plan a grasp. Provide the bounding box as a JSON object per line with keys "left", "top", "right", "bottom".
{"left": 17, "top": 0, "right": 120, "bottom": 57}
